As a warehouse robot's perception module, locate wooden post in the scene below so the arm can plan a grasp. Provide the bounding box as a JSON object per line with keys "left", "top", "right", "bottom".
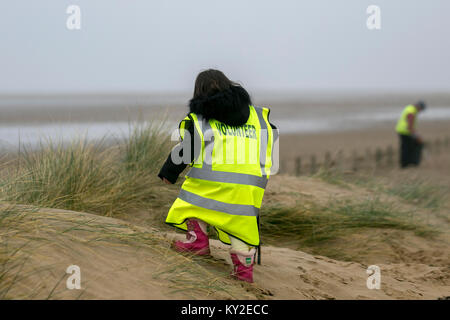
{"left": 310, "top": 154, "right": 317, "bottom": 175}
{"left": 280, "top": 159, "right": 287, "bottom": 174}
{"left": 375, "top": 147, "right": 383, "bottom": 168}
{"left": 429, "top": 139, "right": 434, "bottom": 154}
{"left": 336, "top": 150, "right": 344, "bottom": 172}
{"left": 435, "top": 138, "right": 441, "bottom": 155}
{"left": 324, "top": 151, "right": 331, "bottom": 169}
{"left": 365, "top": 148, "right": 372, "bottom": 169}
{"left": 386, "top": 145, "right": 394, "bottom": 167}
{"left": 295, "top": 157, "right": 302, "bottom": 176}
{"left": 352, "top": 150, "right": 358, "bottom": 171}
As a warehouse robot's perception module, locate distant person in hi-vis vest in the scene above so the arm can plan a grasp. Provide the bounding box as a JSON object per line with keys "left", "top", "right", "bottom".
{"left": 395, "top": 101, "right": 426, "bottom": 168}
{"left": 158, "top": 69, "right": 278, "bottom": 283}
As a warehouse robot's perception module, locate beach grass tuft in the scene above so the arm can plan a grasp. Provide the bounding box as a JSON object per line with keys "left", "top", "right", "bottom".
{"left": 0, "top": 121, "right": 174, "bottom": 216}
{"left": 260, "top": 196, "right": 435, "bottom": 249}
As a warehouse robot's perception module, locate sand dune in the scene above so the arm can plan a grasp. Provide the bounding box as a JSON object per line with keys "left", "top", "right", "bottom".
{"left": 190, "top": 238, "right": 450, "bottom": 300}
{"left": 2, "top": 206, "right": 448, "bottom": 300}
{"left": 2, "top": 172, "right": 449, "bottom": 300}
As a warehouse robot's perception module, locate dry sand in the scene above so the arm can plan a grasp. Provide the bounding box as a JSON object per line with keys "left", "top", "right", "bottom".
{"left": 193, "top": 239, "right": 450, "bottom": 300}
{"left": 3, "top": 207, "right": 448, "bottom": 300}
{"left": 2, "top": 172, "right": 449, "bottom": 300}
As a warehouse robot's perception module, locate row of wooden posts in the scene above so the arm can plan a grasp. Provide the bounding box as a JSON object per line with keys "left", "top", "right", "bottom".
{"left": 280, "top": 136, "right": 450, "bottom": 176}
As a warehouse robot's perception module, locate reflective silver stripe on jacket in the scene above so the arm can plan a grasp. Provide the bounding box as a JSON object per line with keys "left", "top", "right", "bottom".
{"left": 187, "top": 167, "right": 268, "bottom": 188}
{"left": 186, "top": 107, "right": 270, "bottom": 188}
{"left": 178, "top": 189, "right": 259, "bottom": 217}
{"left": 254, "top": 106, "right": 269, "bottom": 177}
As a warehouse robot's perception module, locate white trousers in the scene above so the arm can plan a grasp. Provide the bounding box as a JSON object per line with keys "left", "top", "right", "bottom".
{"left": 193, "top": 219, "right": 254, "bottom": 252}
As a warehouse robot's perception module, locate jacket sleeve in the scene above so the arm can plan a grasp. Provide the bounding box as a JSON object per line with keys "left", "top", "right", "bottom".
{"left": 407, "top": 113, "right": 415, "bottom": 134}
{"left": 157, "top": 118, "right": 196, "bottom": 184}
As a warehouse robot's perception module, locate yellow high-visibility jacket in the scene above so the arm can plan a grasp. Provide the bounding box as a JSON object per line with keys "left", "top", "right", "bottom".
{"left": 165, "top": 105, "right": 277, "bottom": 246}
{"left": 396, "top": 105, "right": 418, "bottom": 135}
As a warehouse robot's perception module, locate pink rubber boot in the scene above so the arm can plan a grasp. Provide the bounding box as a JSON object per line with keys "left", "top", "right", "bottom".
{"left": 230, "top": 248, "right": 256, "bottom": 283}
{"left": 173, "top": 219, "right": 210, "bottom": 256}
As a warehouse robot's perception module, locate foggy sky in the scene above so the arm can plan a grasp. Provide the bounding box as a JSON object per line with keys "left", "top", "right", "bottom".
{"left": 1, "top": 0, "right": 449, "bottom": 94}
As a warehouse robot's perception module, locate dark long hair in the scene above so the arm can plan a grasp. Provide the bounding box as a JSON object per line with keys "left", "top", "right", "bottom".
{"left": 193, "top": 69, "right": 238, "bottom": 99}
{"left": 189, "top": 69, "right": 252, "bottom": 126}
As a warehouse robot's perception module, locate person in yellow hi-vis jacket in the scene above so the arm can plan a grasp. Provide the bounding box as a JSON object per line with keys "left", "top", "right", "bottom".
{"left": 395, "top": 101, "right": 426, "bottom": 168}
{"left": 158, "top": 69, "right": 277, "bottom": 283}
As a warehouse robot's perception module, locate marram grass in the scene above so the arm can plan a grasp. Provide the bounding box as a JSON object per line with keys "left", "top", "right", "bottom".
{"left": 0, "top": 121, "right": 174, "bottom": 216}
